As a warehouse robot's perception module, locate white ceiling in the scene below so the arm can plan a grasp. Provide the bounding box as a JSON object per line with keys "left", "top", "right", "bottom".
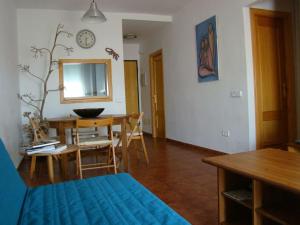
{"left": 122, "top": 20, "right": 170, "bottom": 43}
{"left": 16, "top": 0, "right": 192, "bottom": 15}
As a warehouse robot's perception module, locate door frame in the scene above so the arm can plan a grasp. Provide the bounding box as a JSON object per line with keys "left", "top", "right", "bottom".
{"left": 149, "top": 49, "right": 166, "bottom": 138}
{"left": 250, "top": 8, "right": 296, "bottom": 148}
{"left": 124, "top": 60, "right": 140, "bottom": 113}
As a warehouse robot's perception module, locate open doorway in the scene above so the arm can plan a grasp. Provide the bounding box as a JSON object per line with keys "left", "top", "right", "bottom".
{"left": 122, "top": 19, "right": 170, "bottom": 137}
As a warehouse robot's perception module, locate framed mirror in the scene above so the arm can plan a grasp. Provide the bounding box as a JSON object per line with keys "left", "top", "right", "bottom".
{"left": 59, "top": 59, "right": 112, "bottom": 103}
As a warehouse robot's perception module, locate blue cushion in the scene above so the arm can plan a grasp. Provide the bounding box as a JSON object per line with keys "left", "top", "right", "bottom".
{"left": 0, "top": 139, "right": 28, "bottom": 225}
{"left": 20, "top": 173, "right": 190, "bottom": 225}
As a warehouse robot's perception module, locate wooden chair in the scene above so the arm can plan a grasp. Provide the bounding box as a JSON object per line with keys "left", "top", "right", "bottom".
{"left": 75, "top": 117, "right": 117, "bottom": 178}
{"left": 114, "top": 112, "right": 149, "bottom": 164}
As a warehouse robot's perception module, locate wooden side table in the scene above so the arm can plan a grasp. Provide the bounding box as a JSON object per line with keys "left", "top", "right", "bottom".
{"left": 29, "top": 145, "right": 79, "bottom": 183}
{"left": 203, "top": 149, "right": 300, "bottom": 225}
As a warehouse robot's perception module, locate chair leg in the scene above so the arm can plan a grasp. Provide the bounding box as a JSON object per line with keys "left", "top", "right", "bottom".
{"left": 115, "top": 146, "right": 121, "bottom": 169}
{"left": 30, "top": 156, "right": 37, "bottom": 179}
{"left": 77, "top": 150, "right": 83, "bottom": 179}
{"left": 107, "top": 146, "right": 111, "bottom": 164}
{"left": 47, "top": 156, "right": 55, "bottom": 183}
{"left": 76, "top": 150, "right": 79, "bottom": 176}
{"left": 106, "top": 147, "right": 112, "bottom": 173}
{"left": 141, "top": 135, "right": 149, "bottom": 165}
{"left": 111, "top": 145, "right": 117, "bottom": 174}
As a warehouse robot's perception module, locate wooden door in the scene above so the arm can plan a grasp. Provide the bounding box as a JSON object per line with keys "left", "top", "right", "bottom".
{"left": 124, "top": 60, "right": 139, "bottom": 114}
{"left": 150, "top": 50, "right": 166, "bottom": 138}
{"left": 251, "top": 9, "right": 296, "bottom": 149}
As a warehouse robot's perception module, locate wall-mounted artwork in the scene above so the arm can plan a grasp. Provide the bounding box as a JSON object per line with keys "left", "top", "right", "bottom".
{"left": 196, "top": 16, "right": 219, "bottom": 82}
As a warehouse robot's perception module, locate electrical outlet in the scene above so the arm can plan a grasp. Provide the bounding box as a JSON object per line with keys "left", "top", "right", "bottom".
{"left": 222, "top": 130, "right": 230, "bottom": 137}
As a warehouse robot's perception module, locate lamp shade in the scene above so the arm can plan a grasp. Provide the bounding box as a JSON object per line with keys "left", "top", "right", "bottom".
{"left": 82, "top": 0, "right": 107, "bottom": 23}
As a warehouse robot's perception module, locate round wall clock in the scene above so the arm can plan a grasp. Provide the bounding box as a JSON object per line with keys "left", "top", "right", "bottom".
{"left": 76, "top": 29, "right": 96, "bottom": 49}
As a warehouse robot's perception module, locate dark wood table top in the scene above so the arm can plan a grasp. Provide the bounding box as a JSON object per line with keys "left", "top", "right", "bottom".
{"left": 203, "top": 149, "right": 300, "bottom": 193}
{"left": 48, "top": 114, "right": 130, "bottom": 122}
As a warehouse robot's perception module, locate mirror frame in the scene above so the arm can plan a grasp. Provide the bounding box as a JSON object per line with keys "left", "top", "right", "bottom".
{"left": 59, "top": 59, "right": 113, "bottom": 103}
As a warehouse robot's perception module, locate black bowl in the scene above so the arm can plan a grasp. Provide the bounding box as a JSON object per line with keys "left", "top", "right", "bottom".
{"left": 73, "top": 108, "right": 105, "bottom": 118}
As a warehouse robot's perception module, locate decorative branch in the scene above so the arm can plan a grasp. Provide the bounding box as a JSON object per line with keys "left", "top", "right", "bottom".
{"left": 52, "top": 60, "right": 59, "bottom": 65}
{"left": 17, "top": 64, "right": 45, "bottom": 83}
{"left": 18, "top": 94, "right": 41, "bottom": 113}
{"left": 18, "top": 24, "right": 73, "bottom": 120}
{"left": 47, "top": 85, "right": 64, "bottom": 93}
{"left": 31, "top": 47, "right": 51, "bottom": 58}
{"left": 55, "top": 44, "right": 74, "bottom": 55}
{"left": 21, "top": 94, "right": 42, "bottom": 102}
{"left": 57, "top": 24, "right": 73, "bottom": 38}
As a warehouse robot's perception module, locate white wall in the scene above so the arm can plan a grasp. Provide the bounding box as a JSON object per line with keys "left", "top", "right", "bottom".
{"left": 123, "top": 43, "right": 140, "bottom": 60}
{"left": 18, "top": 9, "right": 126, "bottom": 123}
{"left": 0, "top": 0, "right": 22, "bottom": 166}
{"left": 140, "top": 0, "right": 296, "bottom": 153}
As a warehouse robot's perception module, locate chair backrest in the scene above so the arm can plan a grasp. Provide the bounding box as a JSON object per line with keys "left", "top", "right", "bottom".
{"left": 129, "top": 112, "right": 144, "bottom": 134}
{"left": 75, "top": 118, "right": 114, "bottom": 145}
{"left": 0, "top": 139, "right": 28, "bottom": 225}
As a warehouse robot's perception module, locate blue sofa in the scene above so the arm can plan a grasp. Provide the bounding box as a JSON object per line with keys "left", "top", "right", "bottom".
{"left": 0, "top": 140, "right": 190, "bottom": 225}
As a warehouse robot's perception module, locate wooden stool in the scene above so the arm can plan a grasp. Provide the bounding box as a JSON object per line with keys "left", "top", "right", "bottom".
{"left": 29, "top": 145, "right": 79, "bottom": 183}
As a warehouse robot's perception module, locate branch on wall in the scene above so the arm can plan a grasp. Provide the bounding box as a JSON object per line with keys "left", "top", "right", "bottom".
{"left": 55, "top": 44, "right": 74, "bottom": 55}
{"left": 47, "top": 85, "right": 64, "bottom": 93}
{"left": 30, "top": 47, "right": 51, "bottom": 58}
{"left": 18, "top": 23, "right": 73, "bottom": 120}
{"left": 18, "top": 64, "right": 45, "bottom": 83}
{"left": 17, "top": 94, "right": 41, "bottom": 113}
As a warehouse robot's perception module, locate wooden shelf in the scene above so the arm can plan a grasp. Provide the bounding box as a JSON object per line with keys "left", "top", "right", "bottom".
{"left": 256, "top": 206, "right": 300, "bottom": 225}
{"left": 256, "top": 205, "right": 300, "bottom": 225}
{"left": 221, "top": 220, "right": 252, "bottom": 225}
{"left": 204, "top": 150, "right": 300, "bottom": 225}
{"left": 222, "top": 190, "right": 252, "bottom": 209}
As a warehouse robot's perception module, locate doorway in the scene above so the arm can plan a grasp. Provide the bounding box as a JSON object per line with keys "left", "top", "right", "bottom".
{"left": 124, "top": 60, "right": 140, "bottom": 114}
{"left": 149, "top": 49, "right": 166, "bottom": 138}
{"left": 251, "top": 8, "right": 296, "bottom": 148}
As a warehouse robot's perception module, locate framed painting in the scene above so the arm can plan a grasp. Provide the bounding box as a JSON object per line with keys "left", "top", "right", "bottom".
{"left": 196, "top": 16, "right": 219, "bottom": 82}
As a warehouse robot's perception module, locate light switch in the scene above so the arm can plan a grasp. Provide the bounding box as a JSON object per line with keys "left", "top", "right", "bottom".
{"left": 230, "top": 90, "right": 243, "bottom": 98}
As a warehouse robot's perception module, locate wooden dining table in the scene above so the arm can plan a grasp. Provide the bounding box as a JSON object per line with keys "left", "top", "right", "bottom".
{"left": 48, "top": 114, "right": 130, "bottom": 172}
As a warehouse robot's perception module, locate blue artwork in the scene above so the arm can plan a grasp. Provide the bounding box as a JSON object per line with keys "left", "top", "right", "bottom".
{"left": 196, "top": 16, "right": 218, "bottom": 82}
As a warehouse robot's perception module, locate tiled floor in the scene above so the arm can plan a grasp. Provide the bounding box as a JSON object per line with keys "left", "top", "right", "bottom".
{"left": 18, "top": 136, "right": 222, "bottom": 225}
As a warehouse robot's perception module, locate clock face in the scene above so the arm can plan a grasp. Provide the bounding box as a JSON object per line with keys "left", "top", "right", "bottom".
{"left": 76, "top": 29, "right": 96, "bottom": 49}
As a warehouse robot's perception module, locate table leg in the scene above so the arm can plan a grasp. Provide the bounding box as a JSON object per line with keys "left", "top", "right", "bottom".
{"left": 60, "top": 155, "right": 68, "bottom": 179}
{"left": 47, "top": 155, "right": 54, "bottom": 183}
{"left": 121, "top": 118, "right": 128, "bottom": 171}
{"left": 30, "top": 156, "right": 37, "bottom": 179}
{"left": 58, "top": 123, "right": 66, "bottom": 144}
